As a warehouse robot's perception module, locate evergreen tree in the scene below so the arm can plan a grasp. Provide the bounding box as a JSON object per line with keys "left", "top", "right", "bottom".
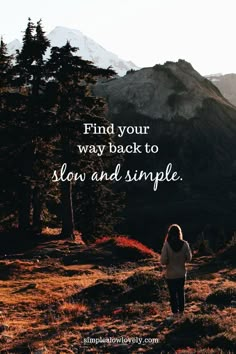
{"left": 17, "top": 18, "right": 35, "bottom": 63}
{"left": 15, "top": 18, "right": 50, "bottom": 90}
{"left": 46, "top": 41, "right": 121, "bottom": 240}
{"left": 0, "top": 36, "right": 12, "bottom": 89}
{"left": 0, "top": 36, "right": 24, "bottom": 230}
{"left": 15, "top": 18, "right": 35, "bottom": 86}
{"left": 0, "top": 90, "right": 30, "bottom": 230}
{"left": 11, "top": 19, "right": 51, "bottom": 233}
{"left": 0, "top": 20, "right": 124, "bottom": 241}
{"left": 34, "top": 20, "right": 50, "bottom": 63}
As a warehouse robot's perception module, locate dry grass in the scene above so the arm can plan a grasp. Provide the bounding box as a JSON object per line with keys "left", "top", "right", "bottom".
{"left": 186, "top": 280, "right": 216, "bottom": 301}
{"left": 58, "top": 302, "right": 88, "bottom": 318}
{"left": 0, "top": 238, "right": 235, "bottom": 353}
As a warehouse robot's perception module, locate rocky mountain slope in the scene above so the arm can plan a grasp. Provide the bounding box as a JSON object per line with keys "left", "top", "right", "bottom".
{"left": 94, "top": 60, "right": 231, "bottom": 120}
{"left": 7, "top": 26, "right": 138, "bottom": 76}
{"left": 94, "top": 60, "right": 236, "bottom": 245}
{"left": 206, "top": 73, "right": 236, "bottom": 106}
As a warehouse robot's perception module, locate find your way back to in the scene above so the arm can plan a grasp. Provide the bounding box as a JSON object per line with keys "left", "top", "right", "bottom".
{"left": 78, "top": 123, "right": 156, "bottom": 156}
{"left": 51, "top": 123, "right": 183, "bottom": 191}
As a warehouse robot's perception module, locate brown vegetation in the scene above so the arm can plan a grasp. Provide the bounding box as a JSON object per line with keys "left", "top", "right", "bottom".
{"left": 0, "top": 236, "right": 235, "bottom": 353}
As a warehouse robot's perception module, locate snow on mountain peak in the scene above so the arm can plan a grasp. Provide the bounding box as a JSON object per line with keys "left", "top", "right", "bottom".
{"left": 7, "top": 39, "right": 21, "bottom": 54}
{"left": 7, "top": 26, "right": 139, "bottom": 76}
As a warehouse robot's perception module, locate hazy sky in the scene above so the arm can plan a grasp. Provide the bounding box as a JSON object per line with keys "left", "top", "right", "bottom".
{"left": 1, "top": 0, "right": 236, "bottom": 75}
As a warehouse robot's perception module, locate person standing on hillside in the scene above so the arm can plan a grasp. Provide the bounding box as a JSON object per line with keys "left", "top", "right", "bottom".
{"left": 161, "top": 224, "right": 192, "bottom": 320}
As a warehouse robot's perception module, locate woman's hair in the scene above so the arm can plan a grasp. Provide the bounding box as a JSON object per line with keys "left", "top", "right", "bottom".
{"left": 165, "top": 224, "right": 183, "bottom": 243}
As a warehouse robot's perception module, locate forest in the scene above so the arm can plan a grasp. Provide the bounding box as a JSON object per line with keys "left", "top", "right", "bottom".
{"left": 0, "top": 18, "right": 124, "bottom": 244}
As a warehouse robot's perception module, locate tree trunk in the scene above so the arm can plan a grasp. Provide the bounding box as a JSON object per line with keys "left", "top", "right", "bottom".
{"left": 18, "top": 142, "right": 35, "bottom": 234}
{"left": 60, "top": 132, "right": 75, "bottom": 239}
{"left": 32, "top": 187, "right": 42, "bottom": 234}
{"left": 18, "top": 182, "right": 31, "bottom": 232}
{"left": 61, "top": 179, "right": 75, "bottom": 239}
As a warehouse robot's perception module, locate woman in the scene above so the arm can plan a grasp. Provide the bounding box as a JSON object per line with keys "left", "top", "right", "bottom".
{"left": 161, "top": 224, "right": 192, "bottom": 319}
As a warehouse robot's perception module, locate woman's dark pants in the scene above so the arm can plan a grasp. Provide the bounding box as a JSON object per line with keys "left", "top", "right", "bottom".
{"left": 166, "top": 277, "right": 185, "bottom": 314}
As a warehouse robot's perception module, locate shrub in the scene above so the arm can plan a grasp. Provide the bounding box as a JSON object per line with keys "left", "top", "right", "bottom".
{"left": 118, "top": 271, "right": 165, "bottom": 304}
{"left": 113, "top": 302, "right": 159, "bottom": 319}
{"left": 197, "top": 240, "right": 213, "bottom": 256}
{"left": 70, "top": 280, "right": 127, "bottom": 305}
{"left": 63, "top": 235, "right": 158, "bottom": 265}
{"left": 206, "top": 332, "right": 236, "bottom": 351}
{"left": 165, "top": 315, "right": 225, "bottom": 348}
{"left": 125, "top": 271, "right": 161, "bottom": 288}
{"left": 206, "top": 288, "right": 236, "bottom": 306}
{"left": 0, "top": 261, "right": 28, "bottom": 280}
{"left": 94, "top": 235, "right": 157, "bottom": 260}
{"left": 217, "top": 235, "right": 236, "bottom": 266}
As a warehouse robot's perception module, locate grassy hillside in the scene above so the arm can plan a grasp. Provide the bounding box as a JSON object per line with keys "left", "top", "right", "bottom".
{"left": 0, "top": 232, "right": 235, "bottom": 353}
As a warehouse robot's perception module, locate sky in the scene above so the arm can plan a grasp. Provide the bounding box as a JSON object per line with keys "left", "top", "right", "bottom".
{"left": 1, "top": 0, "right": 236, "bottom": 75}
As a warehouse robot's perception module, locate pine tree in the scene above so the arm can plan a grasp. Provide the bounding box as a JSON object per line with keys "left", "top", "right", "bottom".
{"left": 15, "top": 18, "right": 50, "bottom": 90}
{"left": 11, "top": 19, "right": 51, "bottom": 233}
{"left": 46, "top": 41, "right": 121, "bottom": 240}
{"left": 34, "top": 20, "right": 50, "bottom": 63}
{"left": 14, "top": 18, "right": 35, "bottom": 87}
{"left": 30, "top": 19, "right": 51, "bottom": 98}
{"left": 17, "top": 18, "right": 35, "bottom": 63}
{"left": 0, "top": 36, "right": 12, "bottom": 90}
{"left": 0, "top": 37, "right": 22, "bottom": 230}
{"left": 1, "top": 21, "right": 124, "bottom": 240}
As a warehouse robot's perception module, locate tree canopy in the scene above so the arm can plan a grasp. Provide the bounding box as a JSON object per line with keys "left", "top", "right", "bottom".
{"left": 0, "top": 19, "right": 124, "bottom": 243}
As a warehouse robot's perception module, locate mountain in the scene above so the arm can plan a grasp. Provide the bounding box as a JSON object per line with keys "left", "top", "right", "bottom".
{"left": 94, "top": 60, "right": 232, "bottom": 121}
{"left": 7, "top": 39, "right": 21, "bottom": 55}
{"left": 94, "top": 60, "right": 236, "bottom": 246}
{"left": 206, "top": 73, "right": 236, "bottom": 106}
{"left": 7, "top": 26, "right": 138, "bottom": 76}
